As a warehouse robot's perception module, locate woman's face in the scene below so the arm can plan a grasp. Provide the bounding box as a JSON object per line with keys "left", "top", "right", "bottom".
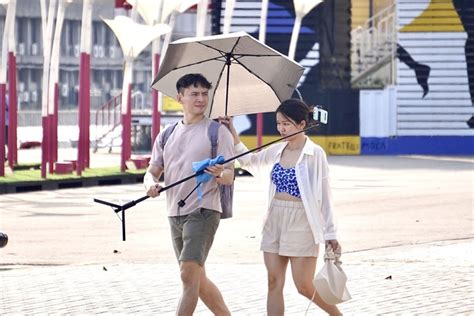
{"left": 276, "top": 112, "right": 306, "bottom": 138}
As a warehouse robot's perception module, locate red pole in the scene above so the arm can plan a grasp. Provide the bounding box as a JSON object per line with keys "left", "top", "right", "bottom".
{"left": 48, "top": 107, "right": 54, "bottom": 174}
{"left": 0, "top": 84, "right": 5, "bottom": 177}
{"left": 256, "top": 113, "right": 263, "bottom": 146}
{"left": 121, "top": 84, "right": 132, "bottom": 172}
{"left": 151, "top": 53, "right": 161, "bottom": 144}
{"left": 41, "top": 115, "right": 49, "bottom": 178}
{"left": 7, "top": 52, "right": 17, "bottom": 167}
{"left": 48, "top": 83, "right": 59, "bottom": 174}
{"left": 54, "top": 83, "right": 59, "bottom": 163}
{"left": 77, "top": 74, "right": 84, "bottom": 174}
{"left": 77, "top": 52, "right": 90, "bottom": 175}
{"left": 83, "top": 54, "right": 91, "bottom": 168}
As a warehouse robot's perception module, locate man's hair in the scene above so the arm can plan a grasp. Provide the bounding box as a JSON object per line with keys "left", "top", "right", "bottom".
{"left": 176, "top": 73, "right": 212, "bottom": 94}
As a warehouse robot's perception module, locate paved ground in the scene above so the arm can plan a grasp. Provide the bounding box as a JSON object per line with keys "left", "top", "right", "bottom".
{"left": 0, "top": 154, "right": 473, "bottom": 314}
{"left": 1, "top": 240, "right": 473, "bottom": 315}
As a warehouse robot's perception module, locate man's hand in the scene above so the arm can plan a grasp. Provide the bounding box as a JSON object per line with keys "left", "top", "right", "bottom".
{"left": 146, "top": 183, "right": 162, "bottom": 198}
{"left": 205, "top": 163, "right": 225, "bottom": 178}
{"left": 144, "top": 166, "right": 163, "bottom": 198}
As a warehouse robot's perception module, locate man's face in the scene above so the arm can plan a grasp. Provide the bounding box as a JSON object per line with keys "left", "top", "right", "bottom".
{"left": 177, "top": 85, "right": 209, "bottom": 116}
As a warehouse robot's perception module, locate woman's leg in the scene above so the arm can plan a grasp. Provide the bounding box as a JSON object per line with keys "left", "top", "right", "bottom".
{"left": 264, "top": 252, "right": 289, "bottom": 316}
{"left": 289, "top": 257, "right": 342, "bottom": 316}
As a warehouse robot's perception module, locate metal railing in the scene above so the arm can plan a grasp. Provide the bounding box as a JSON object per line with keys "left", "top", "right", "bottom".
{"left": 351, "top": 3, "right": 397, "bottom": 87}
{"left": 94, "top": 94, "right": 122, "bottom": 152}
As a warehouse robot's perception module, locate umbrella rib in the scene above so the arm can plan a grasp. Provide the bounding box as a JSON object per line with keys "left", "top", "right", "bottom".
{"left": 207, "top": 58, "right": 229, "bottom": 116}
{"left": 201, "top": 38, "right": 241, "bottom": 116}
{"left": 197, "top": 37, "right": 241, "bottom": 56}
{"left": 229, "top": 37, "right": 241, "bottom": 55}
{"left": 197, "top": 42, "right": 229, "bottom": 56}
{"left": 232, "top": 57, "right": 293, "bottom": 102}
{"left": 195, "top": 40, "right": 283, "bottom": 60}
{"left": 168, "top": 56, "right": 227, "bottom": 72}
{"left": 232, "top": 53, "right": 281, "bottom": 58}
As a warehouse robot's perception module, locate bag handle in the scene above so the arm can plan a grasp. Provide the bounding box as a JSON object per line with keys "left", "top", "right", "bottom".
{"left": 324, "top": 244, "right": 342, "bottom": 265}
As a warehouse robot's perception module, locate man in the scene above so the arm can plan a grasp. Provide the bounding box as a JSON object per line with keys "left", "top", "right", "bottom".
{"left": 144, "top": 73, "right": 234, "bottom": 315}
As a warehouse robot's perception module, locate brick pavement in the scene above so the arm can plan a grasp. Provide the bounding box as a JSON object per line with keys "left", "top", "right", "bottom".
{"left": 1, "top": 154, "right": 472, "bottom": 314}
{"left": 1, "top": 239, "right": 472, "bottom": 315}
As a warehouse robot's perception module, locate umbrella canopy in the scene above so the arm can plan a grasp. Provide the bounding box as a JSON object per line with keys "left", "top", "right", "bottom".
{"left": 151, "top": 31, "right": 304, "bottom": 118}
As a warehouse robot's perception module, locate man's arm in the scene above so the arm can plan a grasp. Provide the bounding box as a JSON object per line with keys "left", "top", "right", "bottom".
{"left": 212, "top": 121, "right": 235, "bottom": 185}
{"left": 144, "top": 164, "right": 164, "bottom": 198}
{"left": 216, "top": 166, "right": 233, "bottom": 185}
{"left": 205, "top": 164, "right": 233, "bottom": 185}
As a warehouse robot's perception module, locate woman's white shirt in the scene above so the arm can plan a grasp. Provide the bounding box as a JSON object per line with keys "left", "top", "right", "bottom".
{"left": 234, "top": 137, "right": 337, "bottom": 244}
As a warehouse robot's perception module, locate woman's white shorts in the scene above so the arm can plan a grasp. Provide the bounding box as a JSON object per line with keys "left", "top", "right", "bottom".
{"left": 261, "top": 199, "right": 319, "bottom": 257}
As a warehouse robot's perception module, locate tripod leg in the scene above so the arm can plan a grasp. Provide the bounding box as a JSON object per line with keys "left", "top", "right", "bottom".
{"left": 122, "top": 209, "right": 126, "bottom": 241}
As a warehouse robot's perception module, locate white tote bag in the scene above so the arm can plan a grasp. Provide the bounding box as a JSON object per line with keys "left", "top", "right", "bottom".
{"left": 313, "top": 245, "right": 351, "bottom": 305}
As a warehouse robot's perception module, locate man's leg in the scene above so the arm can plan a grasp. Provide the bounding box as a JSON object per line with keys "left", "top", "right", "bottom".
{"left": 175, "top": 209, "right": 225, "bottom": 315}
{"left": 177, "top": 261, "right": 202, "bottom": 316}
{"left": 198, "top": 266, "right": 231, "bottom": 316}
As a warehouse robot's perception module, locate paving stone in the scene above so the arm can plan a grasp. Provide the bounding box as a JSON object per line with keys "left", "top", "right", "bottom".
{"left": 1, "top": 240, "right": 473, "bottom": 314}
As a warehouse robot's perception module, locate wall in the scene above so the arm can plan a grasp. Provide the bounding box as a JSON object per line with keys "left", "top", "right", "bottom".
{"left": 359, "top": 0, "right": 474, "bottom": 154}
{"left": 214, "top": 0, "right": 357, "bottom": 154}
{"left": 394, "top": 0, "right": 474, "bottom": 154}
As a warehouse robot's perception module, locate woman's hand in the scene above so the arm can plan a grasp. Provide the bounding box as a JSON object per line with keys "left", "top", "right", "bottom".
{"left": 218, "top": 116, "right": 240, "bottom": 145}
{"left": 326, "top": 239, "right": 341, "bottom": 254}
{"left": 218, "top": 115, "right": 233, "bottom": 129}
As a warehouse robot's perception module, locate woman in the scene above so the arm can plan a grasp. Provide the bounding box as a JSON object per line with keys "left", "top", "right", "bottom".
{"left": 220, "top": 99, "right": 342, "bottom": 316}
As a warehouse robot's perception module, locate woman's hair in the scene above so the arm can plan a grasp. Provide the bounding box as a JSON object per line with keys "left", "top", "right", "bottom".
{"left": 276, "top": 98, "right": 315, "bottom": 128}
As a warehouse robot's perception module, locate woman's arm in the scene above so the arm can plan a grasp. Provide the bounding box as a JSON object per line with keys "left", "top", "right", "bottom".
{"left": 218, "top": 116, "right": 241, "bottom": 145}
{"left": 319, "top": 151, "right": 338, "bottom": 242}
{"left": 219, "top": 116, "right": 277, "bottom": 172}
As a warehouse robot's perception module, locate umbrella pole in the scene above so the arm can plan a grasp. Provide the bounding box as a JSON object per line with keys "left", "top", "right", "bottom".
{"left": 122, "top": 208, "right": 126, "bottom": 241}
{"left": 225, "top": 53, "right": 231, "bottom": 116}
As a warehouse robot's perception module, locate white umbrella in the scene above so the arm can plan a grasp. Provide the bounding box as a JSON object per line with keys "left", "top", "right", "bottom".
{"left": 151, "top": 32, "right": 304, "bottom": 118}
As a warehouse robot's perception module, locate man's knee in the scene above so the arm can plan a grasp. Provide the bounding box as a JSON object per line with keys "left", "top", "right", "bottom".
{"left": 180, "top": 261, "right": 202, "bottom": 286}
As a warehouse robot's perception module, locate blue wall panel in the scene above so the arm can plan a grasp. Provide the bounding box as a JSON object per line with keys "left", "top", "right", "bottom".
{"left": 362, "top": 136, "right": 474, "bottom": 155}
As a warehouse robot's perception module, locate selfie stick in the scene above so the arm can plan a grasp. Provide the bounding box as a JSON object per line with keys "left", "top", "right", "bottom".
{"left": 94, "top": 117, "right": 324, "bottom": 240}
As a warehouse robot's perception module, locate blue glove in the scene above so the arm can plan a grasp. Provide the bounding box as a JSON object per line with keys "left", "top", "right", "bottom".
{"left": 192, "top": 155, "right": 225, "bottom": 200}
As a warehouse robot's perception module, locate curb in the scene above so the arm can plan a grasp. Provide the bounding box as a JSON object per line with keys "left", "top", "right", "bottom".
{"left": 0, "top": 173, "right": 145, "bottom": 194}
{"left": 0, "top": 168, "right": 251, "bottom": 195}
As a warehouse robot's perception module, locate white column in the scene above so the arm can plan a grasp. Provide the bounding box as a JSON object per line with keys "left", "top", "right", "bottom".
{"left": 222, "top": 0, "right": 235, "bottom": 34}
{"left": 196, "top": 0, "right": 208, "bottom": 37}
{"left": 48, "top": 0, "right": 66, "bottom": 116}
{"left": 40, "top": 0, "right": 57, "bottom": 117}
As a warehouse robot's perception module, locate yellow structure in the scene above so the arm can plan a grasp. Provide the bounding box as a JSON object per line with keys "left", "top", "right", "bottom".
{"left": 400, "top": 0, "right": 464, "bottom": 32}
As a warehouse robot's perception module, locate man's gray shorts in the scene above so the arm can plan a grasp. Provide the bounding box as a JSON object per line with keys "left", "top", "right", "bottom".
{"left": 168, "top": 208, "right": 220, "bottom": 265}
